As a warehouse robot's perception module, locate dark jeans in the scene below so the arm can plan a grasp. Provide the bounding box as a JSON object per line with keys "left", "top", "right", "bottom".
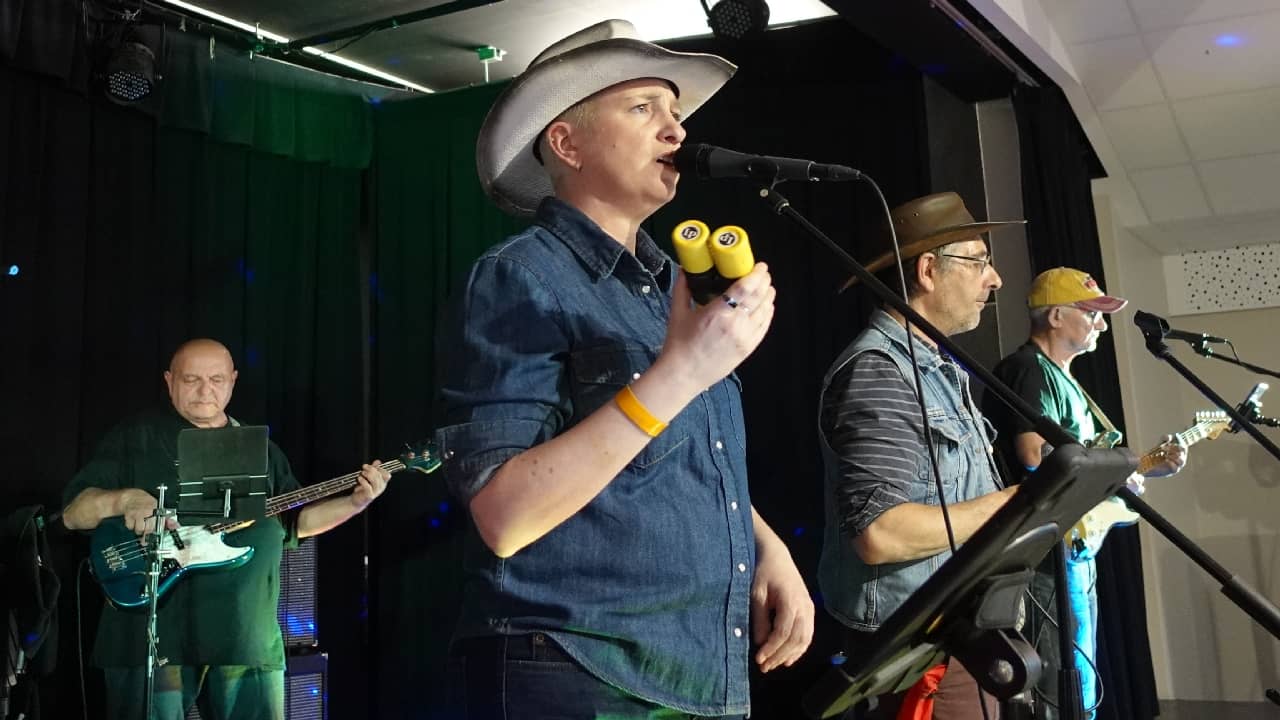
{"left": 447, "top": 633, "right": 745, "bottom": 720}
{"left": 102, "top": 665, "right": 284, "bottom": 720}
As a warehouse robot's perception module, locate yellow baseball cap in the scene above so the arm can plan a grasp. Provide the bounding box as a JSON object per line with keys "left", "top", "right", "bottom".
{"left": 1027, "top": 267, "right": 1127, "bottom": 312}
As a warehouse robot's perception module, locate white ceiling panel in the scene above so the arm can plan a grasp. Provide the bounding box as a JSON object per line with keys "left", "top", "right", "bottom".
{"left": 1145, "top": 11, "right": 1280, "bottom": 100}
{"left": 1198, "top": 152, "right": 1280, "bottom": 215}
{"left": 1173, "top": 87, "right": 1280, "bottom": 161}
{"left": 1073, "top": 34, "right": 1169, "bottom": 110}
{"left": 1131, "top": 165, "right": 1212, "bottom": 222}
{"left": 1042, "top": 0, "right": 1138, "bottom": 44}
{"left": 1128, "top": 0, "right": 1280, "bottom": 32}
{"left": 1100, "top": 103, "right": 1190, "bottom": 169}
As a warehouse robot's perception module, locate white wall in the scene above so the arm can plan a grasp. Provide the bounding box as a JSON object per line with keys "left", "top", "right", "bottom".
{"left": 1096, "top": 191, "right": 1280, "bottom": 702}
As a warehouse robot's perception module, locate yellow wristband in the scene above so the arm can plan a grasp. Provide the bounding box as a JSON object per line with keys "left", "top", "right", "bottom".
{"left": 615, "top": 385, "right": 667, "bottom": 437}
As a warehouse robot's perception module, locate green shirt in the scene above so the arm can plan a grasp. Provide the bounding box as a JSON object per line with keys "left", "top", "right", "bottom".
{"left": 62, "top": 407, "right": 301, "bottom": 668}
{"left": 986, "top": 342, "right": 1096, "bottom": 481}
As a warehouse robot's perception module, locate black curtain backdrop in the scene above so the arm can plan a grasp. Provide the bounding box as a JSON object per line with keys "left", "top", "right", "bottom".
{"left": 1014, "top": 85, "right": 1161, "bottom": 720}
{"left": 0, "top": 58, "right": 370, "bottom": 718}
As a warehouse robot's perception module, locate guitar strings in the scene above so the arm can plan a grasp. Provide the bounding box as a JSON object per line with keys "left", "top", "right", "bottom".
{"left": 99, "top": 459, "right": 413, "bottom": 562}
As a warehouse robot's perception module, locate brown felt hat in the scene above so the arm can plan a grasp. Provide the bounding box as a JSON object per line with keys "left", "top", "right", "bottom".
{"left": 839, "top": 191, "right": 1024, "bottom": 291}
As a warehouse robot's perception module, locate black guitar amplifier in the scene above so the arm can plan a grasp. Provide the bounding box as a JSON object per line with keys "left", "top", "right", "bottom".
{"left": 278, "top": 538, "right": 319, "bottom": 648}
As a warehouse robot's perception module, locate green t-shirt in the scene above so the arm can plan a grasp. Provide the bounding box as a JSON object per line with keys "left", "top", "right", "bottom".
{"left": 62, "top": 407, "right": 301, "bottom": 668}
{"left": 986, "top": 342, "right": 1096, "bottom": 482}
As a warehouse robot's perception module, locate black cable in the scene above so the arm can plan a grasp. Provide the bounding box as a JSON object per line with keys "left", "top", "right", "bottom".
{"left": 325, "top": 26, "right": 376, "bottom": 55}
{"left": 1025, "top": 586, "right": 1104, "bottom": 715}
{"left": 76, "top": 557, "right": 89, "bottom": 720}
{"left": 868, "top": 177, "right": 995, "bottom": 720}
{"left": 862, "top": 178, "right": 960, "bottom": 557}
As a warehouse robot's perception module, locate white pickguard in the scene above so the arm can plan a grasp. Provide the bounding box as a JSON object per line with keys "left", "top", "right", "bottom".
{"left": 159, "top": 525, "right": 253, "bottom": 570}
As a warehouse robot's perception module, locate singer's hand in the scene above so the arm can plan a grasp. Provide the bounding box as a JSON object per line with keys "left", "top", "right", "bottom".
{"left": 1143, "top": 435, "right": 1187, "bottom": 478}
{"left": 658, "top": 264, "right": 776, "bottom": 393}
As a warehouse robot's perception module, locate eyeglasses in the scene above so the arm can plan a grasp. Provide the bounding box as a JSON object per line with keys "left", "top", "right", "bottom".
{"left": 938, "top": 253, "right": 993, "bottom": 272}
{"left": 1069, "top": 306, "right": 1103, "bottom": 323}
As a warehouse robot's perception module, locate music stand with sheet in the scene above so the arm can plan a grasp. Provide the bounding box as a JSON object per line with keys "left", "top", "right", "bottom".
{"left": 802, "top": 442, "right": 1137, "bottom": 719}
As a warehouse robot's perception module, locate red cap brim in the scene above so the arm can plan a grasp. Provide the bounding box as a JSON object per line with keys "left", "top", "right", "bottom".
{"left": 1077, "top": 295, "right": 1128, "bottom": 313}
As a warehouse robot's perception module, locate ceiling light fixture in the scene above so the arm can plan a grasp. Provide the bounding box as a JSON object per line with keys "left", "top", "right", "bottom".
{"left": 157, "top": 0, "right": 433, "bottom": 92}
{"left": 702, "top": 0, "right": 771, "bottom": 41}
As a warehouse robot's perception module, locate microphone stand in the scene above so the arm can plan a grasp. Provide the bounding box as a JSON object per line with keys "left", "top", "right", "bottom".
{"left": 1127, "top": 326, "right": 1280, "bottom": 639}
{"left": 144, "top": 484, "right": 175, "bottom": 720}
{"left": 1188, "top": 342, "right": 1280, "bottom": 381}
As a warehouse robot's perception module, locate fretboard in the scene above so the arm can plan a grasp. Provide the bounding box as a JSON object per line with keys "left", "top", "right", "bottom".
{"left": 206, "top": 458, "right": 408, "bottom": 532}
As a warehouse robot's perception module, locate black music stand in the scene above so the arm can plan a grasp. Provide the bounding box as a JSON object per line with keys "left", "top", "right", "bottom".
{"left": 142, "top": 425, "right": 269, "bottom": 719}
{"left": 802, "top": 443, "right": 1137, "bottom": 719}
{"left": 175, "top": 426, "right": 269, "bottom": 524}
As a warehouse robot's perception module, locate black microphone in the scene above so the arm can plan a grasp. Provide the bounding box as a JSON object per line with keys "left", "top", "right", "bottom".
{"left": 673, "top": 143, "right": 862, "bottom": 183}
{"left": 1133, "top": 310, "right": 1228, "bottom": 345}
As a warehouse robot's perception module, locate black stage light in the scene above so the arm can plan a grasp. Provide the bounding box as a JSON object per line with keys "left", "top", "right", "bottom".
{"left": 104, "top": 38, "right": 157, "bottom": 104}
{"left": 705, "top": 0, "right": 771, "bottom": 41}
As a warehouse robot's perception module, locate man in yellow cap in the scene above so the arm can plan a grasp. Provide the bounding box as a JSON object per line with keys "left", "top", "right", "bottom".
{"left": 437, "top": 18, "right": 812, "bottom": 719}
{"left": 983, "top": 267, "right": 1187, "bottom": 719}
{"left": 818, "top": 191, "right": 1022, "bottom": 719}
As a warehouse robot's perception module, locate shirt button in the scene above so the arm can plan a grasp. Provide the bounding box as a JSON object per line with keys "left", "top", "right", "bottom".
{"left": 737, "top": 562, "right": 747, "bottom": 573}
{"left": 730, "top": 501, "right": 738, "bottom": 510}
{"left": 632, "top": 372, "right": 641, "bottom": 380}
{"left": 733, "top": 627, "right": 743, "bottom": 638}
{"left": 641, "top": 285, "right": 651, "bottom": 294}
{"left": 715, "top": 441, "right": 724, "bottom": 450}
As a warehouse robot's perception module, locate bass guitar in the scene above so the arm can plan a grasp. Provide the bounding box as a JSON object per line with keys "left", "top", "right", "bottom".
{"left": 91, "top": 442, "right": 440, "bottom": 608}
{"left": 1066, "top": 412, "right": 1231, "bottom": 557}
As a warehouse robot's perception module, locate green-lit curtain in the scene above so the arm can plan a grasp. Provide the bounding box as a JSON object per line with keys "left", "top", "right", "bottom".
{"left": 366, "top": 82, "right": 524, "bottom": 719}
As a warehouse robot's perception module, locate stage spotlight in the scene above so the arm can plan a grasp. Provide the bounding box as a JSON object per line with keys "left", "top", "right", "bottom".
{"left": 97, "top": 23, "right": 164, "bottom": 106}
{"left": 104, "top": 40, "right": 157, "bottom": 104}
{"left": 705, "top": 0, "right": 770, "bottom": 41}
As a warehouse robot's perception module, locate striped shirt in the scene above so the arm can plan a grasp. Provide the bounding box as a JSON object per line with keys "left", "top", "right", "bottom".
{"left": 820, "top": 350, "right": 932, "bottom": 537}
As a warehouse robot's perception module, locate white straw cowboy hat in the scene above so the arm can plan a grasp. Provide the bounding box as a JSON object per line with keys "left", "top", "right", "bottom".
{"left": 476, "top": 19, "right": 737, "bottom": 216}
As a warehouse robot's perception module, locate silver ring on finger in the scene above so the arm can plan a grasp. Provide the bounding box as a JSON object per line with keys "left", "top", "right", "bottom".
{"left": 722, "top": 294, "right": 739, "bottom": 309}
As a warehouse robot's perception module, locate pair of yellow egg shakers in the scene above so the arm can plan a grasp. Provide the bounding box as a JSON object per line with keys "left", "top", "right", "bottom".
{"left": 670, "top": 220, "right": 755, "bottom": 305}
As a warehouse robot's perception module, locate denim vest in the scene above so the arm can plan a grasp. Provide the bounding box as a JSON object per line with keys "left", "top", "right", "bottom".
{"left": 437, "top": 198, "right": 755, "bottom": 715}
{"left": 817, "top": 310, "right": 1001, "bottom": 631}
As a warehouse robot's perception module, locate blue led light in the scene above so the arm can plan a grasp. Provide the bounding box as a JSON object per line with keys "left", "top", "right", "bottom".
{"left": 7, "top": 265, "right": 17, "bottom": 276}
{"left": 1216, "top": 34, "right": 1243, "bottom": 46}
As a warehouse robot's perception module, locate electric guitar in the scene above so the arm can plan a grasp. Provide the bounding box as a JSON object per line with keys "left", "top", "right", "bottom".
{"left": 90, "top": 442, "right": 441, "bottom": 609}
{"left": 1066, "top": 412, "right": 1232, "bottom": 558}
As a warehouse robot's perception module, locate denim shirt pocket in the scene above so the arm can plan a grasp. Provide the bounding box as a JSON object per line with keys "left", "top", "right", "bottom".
{"left": 922, "top": 410, "right": 971, "bottom": 502}
{"left": 569, "top": 343, "right": 688, "bottom": 468}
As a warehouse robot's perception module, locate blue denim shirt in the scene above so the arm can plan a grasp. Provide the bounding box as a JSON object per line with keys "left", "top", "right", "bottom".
{"left": 437, "top": 197, "right": 756, "bottom": 715}
{"left": 817, "top": 309, "right": 1001, "bottom": 631}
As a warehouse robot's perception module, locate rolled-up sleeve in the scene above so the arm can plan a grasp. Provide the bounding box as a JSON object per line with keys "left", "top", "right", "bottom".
{"left": 820, "top": 352, "right": 928, "bottom": 537}
{"left": 437, "top": 253, "right": 571, "bottom": 503}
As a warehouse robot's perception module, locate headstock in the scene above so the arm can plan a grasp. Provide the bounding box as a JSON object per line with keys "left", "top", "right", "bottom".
{"left": 1192, "top": 410, "right": 1233, "bottom": 441}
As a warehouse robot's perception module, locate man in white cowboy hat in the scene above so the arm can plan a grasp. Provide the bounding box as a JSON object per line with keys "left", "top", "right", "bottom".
{"left": 983, "top": 268, "right": 1186, "bottom": 719}
{"left": 436, "top": 19, "right": 813, "bottom": 718}
{"left": 817, "top": 192, "right": 1020, "bottom": 718}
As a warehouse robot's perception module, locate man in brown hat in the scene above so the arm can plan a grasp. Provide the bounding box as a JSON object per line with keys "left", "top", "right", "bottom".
{"left": 817, "top": 191, "right": 1020, "bottom": 718}
{"left": 436, "top": 18, "right": 813, "bottom": 719}
{"left": 983, "top": 268, "right": 1186, "bottom": 719}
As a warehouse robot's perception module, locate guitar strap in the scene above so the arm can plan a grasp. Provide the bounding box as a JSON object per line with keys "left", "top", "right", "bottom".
{"left": 1077, "top": 384, "right": 1121, "bottom": 441}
